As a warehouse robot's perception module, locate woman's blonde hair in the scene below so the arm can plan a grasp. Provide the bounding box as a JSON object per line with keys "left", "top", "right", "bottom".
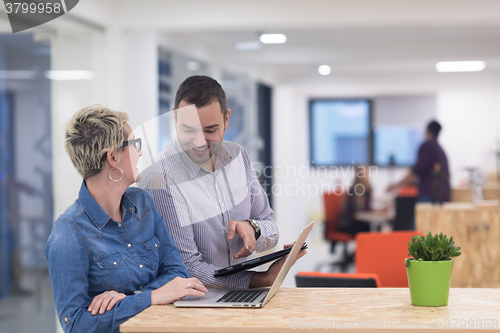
{"left": 64, "top": 104, "right": 129, "bottom": 179}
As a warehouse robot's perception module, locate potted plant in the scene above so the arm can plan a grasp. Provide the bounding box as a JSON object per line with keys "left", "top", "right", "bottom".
{"left": 406, "top": 232, "right": 461, "bottom": 306}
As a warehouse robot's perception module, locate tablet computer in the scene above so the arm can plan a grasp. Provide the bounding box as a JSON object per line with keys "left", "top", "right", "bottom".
{"left": 213, "top": 242, "right": 308, "bottom": 277}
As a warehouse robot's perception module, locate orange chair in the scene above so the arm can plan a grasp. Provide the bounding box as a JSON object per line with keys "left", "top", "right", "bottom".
{"left": 322, "top": 191, "right": 354, "bottom": 271}
{"left": 398, "top": 185, "right": 419, "bottom": 197}
{"left": 296, "top": 271, "right": 381, "bottom": 288}
{"left": 355, "top": 230, "right": 424, "bottom": 287}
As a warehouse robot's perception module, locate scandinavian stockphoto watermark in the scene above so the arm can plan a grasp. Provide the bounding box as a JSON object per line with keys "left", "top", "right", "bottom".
{"left": 3, "top": 0, "right": 79, "bottom": 33}
{"left": 289, "top": 318, "right": 499, "bottom": 330}
{"left": 253, "top": 163, "right": 378, "bottom": 200}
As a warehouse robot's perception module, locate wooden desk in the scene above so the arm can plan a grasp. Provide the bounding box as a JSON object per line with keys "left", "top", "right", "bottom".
{"left": 416, "top": 203, "right": 500, "bottom": 288}
{"left": 121, "top": 288, "right": 500, "bottom": 332}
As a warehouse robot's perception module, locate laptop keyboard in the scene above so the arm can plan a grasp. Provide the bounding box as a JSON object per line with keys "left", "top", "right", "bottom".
{"left": 216, "top": 290, "right": 264, "bottom": 303}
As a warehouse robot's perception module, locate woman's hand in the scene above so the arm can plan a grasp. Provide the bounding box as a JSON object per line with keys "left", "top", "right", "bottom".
{"left": 151, "top": 277, "right": 207, "bottom": 305}
{"left": 87, "top": 290, "right": 126, "bottom": 315}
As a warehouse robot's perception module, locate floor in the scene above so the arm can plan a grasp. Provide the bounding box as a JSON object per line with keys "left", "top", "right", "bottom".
{"left": 0, "top": 269, "right": 56, "bottom": 333}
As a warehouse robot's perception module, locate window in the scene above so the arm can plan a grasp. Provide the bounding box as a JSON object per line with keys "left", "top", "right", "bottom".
{"left": 310, "top": 99, "right": 372, "bottom": 166}
{"left": 374, "top": 126, "right": 424, "bottom": 166}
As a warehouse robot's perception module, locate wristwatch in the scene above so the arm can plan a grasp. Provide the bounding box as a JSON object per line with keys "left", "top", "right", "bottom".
{"left": 246, "top": 218, "right": 261, "bottom": 240}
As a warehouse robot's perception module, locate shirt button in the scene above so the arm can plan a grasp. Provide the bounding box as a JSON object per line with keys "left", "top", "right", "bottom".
{"left": 220, "top": 202, "right": 225, "bottom": 207}
{"left": 127, "top": 244, "right": 131, "bottom": 248}
{"left": 129, "top": 207, "right": 134, "bottom": 210}
{"left": 113, "top": 262, "right": 117, "bottom": 265}
{"left": 117, "top": 223, "right": 122, "bottom": 227}
{"left": 139, "top": 264, "right": 143, "bottom": 268}
{"left": 64, "top": 317, "right": 69, "bottom": 322}
{"left": 154, "top": 244, "right": 158, "bottom": 248}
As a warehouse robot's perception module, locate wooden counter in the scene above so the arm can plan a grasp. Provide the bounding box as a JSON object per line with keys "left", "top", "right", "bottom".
{"left": 452, "top": 186, "right": 500, "bottom": 203}
{"left": 121, "top": 288, "right": 500, "bottom": 332}
{"left": 416, "top": 202, "right": 500, "bottom": 288}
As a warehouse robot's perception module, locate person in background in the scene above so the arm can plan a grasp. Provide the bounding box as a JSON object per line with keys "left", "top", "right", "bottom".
{"left": 45, "top": 105, "right": 207, "bottom": 333}
{"left": 339, "top": 165, "right": 372, "bottom": 235}
{"left": 139, "top": 75, "right": 305, "bottom": 289}
{"left": 387, "top": 120, "right": 450, "bottom": 203}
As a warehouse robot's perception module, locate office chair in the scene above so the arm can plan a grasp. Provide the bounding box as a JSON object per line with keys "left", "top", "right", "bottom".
{"left": 310, "top": 230, "right": 423, "bottom": 288}
{"left": 355, "top": 230, "right": 424, "bottom": 287}
{"left": 318, "top": 191, "right": 355, "bottom": 272}
{"left": 295, "top": 271, "right": 381, "bottom": 288}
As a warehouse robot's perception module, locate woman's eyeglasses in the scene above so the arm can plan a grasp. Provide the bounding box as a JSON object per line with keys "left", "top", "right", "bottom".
{"left": 121, "top": 138, "right": 142, "bottom": 151}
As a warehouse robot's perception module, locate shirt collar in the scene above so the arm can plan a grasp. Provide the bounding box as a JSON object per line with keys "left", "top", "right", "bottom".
{"left": 78, "top": 181, "right": 137, "bottom": 230}
{"left": 121, "top": 191, "right": 138, "bottom": 217}
{"left": 173, "top": 140, "right": 234, "bottom": 179}
{"left": 213, "top": 145, "right": 232, "bottom": 170}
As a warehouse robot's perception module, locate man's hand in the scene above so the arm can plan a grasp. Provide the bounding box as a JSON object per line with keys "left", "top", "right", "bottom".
{"left": 387, "top": 172, "right": 418, "bottom": 193}
{"left": 227, "top": 220, "right": 256, "bottom": 259}
{"left": 249, "top": 243, "right": 307, "bottom": 288}
{"left": 87, "top": 290, "right": 126, "bottom": 315}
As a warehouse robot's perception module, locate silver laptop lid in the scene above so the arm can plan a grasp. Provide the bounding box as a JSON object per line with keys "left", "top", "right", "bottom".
{"left": 260, "top": 221, "right": 315, "bottom": 306}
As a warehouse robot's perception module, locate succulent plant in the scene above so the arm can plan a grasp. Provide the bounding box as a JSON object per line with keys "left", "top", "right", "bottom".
{"left": 407, "top": 232, "right": 461, "bottom": 264}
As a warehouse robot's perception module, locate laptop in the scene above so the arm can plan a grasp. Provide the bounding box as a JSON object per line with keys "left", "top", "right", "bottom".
{"left": 174, "top": 221, "right": 314, "bottom": 308}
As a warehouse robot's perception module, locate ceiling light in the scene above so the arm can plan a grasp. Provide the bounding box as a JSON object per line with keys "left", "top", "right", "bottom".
{"left": 260, "top": 34, "right": 287, "bottom": 44}
{"left": 186, "top": 61, "right": 200, "bottom": 71}
{"left": 45, "top": 70, "right": 93, "bottom": 80}
{"left": 235, "top": 41, "right": 261, "bottom": 51}
{"left": 318, "top": 65, "right": 331, "bottom": 76}
{"left": 435, "top": 61, "right": 485, "bottom": 73}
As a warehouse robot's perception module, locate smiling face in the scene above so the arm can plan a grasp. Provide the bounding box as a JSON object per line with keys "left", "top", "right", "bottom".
{"left": 175, "top": 100, "right": 231, "bottom": 170}
{"left": 120, "top": 123, "right": 143, "bottom": 184}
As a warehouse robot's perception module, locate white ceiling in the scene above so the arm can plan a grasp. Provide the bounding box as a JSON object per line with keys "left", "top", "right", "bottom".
{"left": 71, "top": 0, "right": 500, "bottom": 89}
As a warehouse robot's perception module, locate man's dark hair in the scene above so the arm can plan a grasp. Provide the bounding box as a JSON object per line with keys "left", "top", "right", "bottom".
{"left": 174, "top": 75, "right": 228, "bottom": 117}
{"left": 427, "top": 120, "right": 442, "bottom": 138}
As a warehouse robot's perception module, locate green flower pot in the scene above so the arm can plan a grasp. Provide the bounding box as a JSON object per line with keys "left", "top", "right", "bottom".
{"left": 405, "top": 258, "right": 453, "bottom": 306}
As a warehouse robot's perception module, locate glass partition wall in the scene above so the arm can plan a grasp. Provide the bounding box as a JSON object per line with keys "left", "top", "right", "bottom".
{"left": 0, "top": 10, "right": 106, "bottom": 333}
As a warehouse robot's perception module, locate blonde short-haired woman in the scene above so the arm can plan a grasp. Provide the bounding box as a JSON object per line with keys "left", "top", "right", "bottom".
{"left": 46, "top": 105, "right": 206, "bottom": 333}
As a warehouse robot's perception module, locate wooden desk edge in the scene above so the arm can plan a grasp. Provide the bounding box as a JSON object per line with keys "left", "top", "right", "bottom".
{"left": 120, "top": 288, "right": 500, "bottom": 333}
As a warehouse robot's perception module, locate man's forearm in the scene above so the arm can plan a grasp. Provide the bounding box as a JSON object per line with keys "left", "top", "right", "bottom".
{"left": 398, "top": 171, "right": 417, "bottom": 187}
{"left": 249, "top": 271, "right": 272, "bottom": 289}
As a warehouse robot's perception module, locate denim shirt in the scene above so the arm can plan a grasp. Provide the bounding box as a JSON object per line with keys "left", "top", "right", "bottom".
{"left": 45, "top": 182, "right": 190, "bottom": 333}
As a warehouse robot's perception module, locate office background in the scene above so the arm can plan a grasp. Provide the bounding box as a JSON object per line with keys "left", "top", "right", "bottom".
{"left": 1, "top": 1, "right": 500, "bottom": 332}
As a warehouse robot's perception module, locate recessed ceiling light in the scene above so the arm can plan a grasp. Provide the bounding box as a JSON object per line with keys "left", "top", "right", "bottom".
{"left": 235, "top": 41, "right": 261, "bottom": 51}
{"left": 260, "top": 34, "right": 287, "bottom": 44}
{"left": 318, "top": 65, "right": 331, "bottom": 76}
{"left": 435, "top": 61, "right": 485, "bottom": 72}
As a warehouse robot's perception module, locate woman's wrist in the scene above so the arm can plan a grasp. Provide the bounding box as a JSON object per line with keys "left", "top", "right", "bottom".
{"left": 150, "top": 289, "right": 158, "bottom": 305}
